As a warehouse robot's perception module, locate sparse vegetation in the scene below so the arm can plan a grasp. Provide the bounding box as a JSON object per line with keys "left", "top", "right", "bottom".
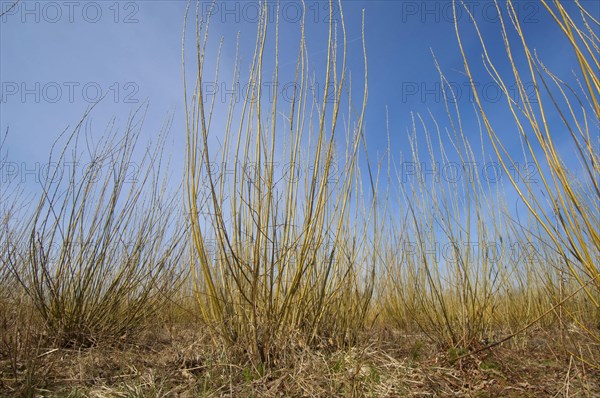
{"left": 1, "top": 0, "right": 598, "bottom": 396}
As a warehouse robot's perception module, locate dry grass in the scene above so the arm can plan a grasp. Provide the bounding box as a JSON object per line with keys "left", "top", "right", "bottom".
{"left": 1, "top": 324, "right": 598, "bottom": 397}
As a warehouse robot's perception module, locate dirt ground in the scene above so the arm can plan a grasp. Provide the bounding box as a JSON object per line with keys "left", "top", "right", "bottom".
{"left": 2, "top": 323, "right": 599, "bottom": 397}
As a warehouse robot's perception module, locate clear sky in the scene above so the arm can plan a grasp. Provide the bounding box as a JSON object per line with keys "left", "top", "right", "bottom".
{"left": 1, "top": 0, "right": 598, "bottom": 214}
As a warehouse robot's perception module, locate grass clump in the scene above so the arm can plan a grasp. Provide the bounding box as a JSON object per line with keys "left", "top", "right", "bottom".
{"left": 183, "top": 0, "right": 376, "bottom": 365}
{"left": 453, "top": 0, "right": 599, "bottom": 345}
{"left": 6, "top": 107, "right": 185, "bottom": 347}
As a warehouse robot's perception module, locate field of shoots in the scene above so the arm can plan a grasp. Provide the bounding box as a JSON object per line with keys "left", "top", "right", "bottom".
{"left": 1, "top": 0, "right": 598, "bottom": 396}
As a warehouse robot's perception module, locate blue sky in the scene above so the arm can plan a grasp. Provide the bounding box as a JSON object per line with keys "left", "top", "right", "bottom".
{"left": 1, "top": 0, "right": 598, "bottom": 222}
